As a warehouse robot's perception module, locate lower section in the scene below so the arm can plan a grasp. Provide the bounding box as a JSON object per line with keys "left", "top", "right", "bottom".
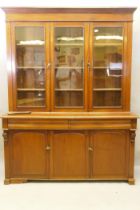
{"left": 2, "top": 114, "right": 137, "bottom": 185}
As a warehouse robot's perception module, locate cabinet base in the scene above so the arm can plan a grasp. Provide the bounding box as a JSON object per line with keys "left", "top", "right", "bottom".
{"left": 4, "top": 178, "right": 135, "bottom": 185}
{"left": 128, "top": 178, "right": 135, "bottom": 185}
{"left": 4, "top": 178, "right": 28, "bottom": 184}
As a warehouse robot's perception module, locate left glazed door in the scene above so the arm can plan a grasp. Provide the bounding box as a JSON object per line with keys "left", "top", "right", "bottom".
{"left": 9, "top": 131, "right": 49, "bottom": 178}
{"left": 10, "top": 23, "right": 50, "bottom": 111}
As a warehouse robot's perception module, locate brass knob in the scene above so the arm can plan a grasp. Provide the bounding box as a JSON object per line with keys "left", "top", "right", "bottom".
{"left": 88, "top": 147, "right": 93, "bottom": 151}
{"left": 45, "top": 146, "right": 51, "bottom": 151}
{"left": 46, "top": 63, "right": 51, "bottom": 69}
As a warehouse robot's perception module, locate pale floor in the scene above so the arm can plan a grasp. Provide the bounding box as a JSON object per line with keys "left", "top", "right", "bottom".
{"left": 0, "top": 153, "right": 140, "bottom": 210}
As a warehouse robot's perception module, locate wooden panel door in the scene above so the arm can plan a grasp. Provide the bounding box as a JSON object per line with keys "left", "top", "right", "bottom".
{"left": 50, "top": 131, "right": 89, "bottom": 179}
{"left": 50, "top": 22, "right": 89, "bottom": 111}
{"left": 89, "top": 22, "right": 129, "bottom": 111}
{"left": 10, "top": 131, "right": 48, "bottom": 178}
{"left": 90, "top": 130, "right": 129, "bottom": 179}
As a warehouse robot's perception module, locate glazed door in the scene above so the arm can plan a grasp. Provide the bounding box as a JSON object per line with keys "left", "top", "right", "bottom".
{"left": 50, "top": 131, "right": 89, "bottom": 179}
{"left": 90, "top": 131, "right": 129, "bottom": 179}
{"left": 11, "top": 23, "right": 50, "bottom": 111}
{"left": 10, "top": 131, "right": 49, "bottom": 178}
{"left": 89, "top": 23, "right": 128, "bottom": 111}
{"left": 50, "top": 22, "right": 88, "bottom": 111}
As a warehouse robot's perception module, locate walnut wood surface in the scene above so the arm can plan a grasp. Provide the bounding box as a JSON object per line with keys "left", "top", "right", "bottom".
{"left": 91, "top": 130, "right": 129, "bottom": 178}
{"left": 1, "top": 7, "right": 138, "bottom": 184}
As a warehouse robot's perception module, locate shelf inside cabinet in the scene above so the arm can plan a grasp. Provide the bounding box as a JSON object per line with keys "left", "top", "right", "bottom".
{"left": 16, "top": 44, "right": 44, "bottom": 47}
{"left": 17, "top": 66, "right": 45, "bottom": 69}
{"left": 94, "top": 43, "right": 122, "bottom": 47}
{"left": 93, "top": 88, "right": 122, "bottom": 91}
{"left": 55, "top": 89, "right": 83, "bottom": 91}
{"left": 55, "top": 67, "right": 84, "bottom": 69}
{"left": 17, "top": 88, "right": 45, "bottom": 91}
{"left": 55, "top": 43, "right": 83, "bottom": 46}
{"left": 93, "top": 106, "right": 122, "bottom": 108}
{"left": 93, "top": 66, "right": 122, "bottom": 70}
{"left": 17, "top": 97, "right": 45, "bottom": 106}
{"left": 55, "top": 106, "right": 83, "bottom": 108}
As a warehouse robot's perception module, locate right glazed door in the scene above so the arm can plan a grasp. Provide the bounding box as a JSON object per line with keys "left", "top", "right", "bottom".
{"left": 89, "top": 23, "right": 128, "bottom": 111}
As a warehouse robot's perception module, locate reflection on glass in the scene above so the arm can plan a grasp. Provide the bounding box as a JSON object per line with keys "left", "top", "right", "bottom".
{"left": 54, "top": 27, "right": 84, "bottom": 107}
{"left": 55, "top": 92, "right": 83, "bottom": 107}
{"left": 17, "top": 91, "right": 45, "bottom": 107}
{"left": 15, "top": 27, "right": 46, "bottom": 107}
{"left": 93, "top": 91, "right": 121, "bottom": 107}
{"left": 93, "top": 27, "right": 123, "bottom": 107}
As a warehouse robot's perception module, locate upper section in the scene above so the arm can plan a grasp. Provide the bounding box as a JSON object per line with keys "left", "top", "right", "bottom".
{"left": 3, "top": 8, "right": 136, "bottom": 112}
{"left": 2, "top": 7, "right": 137, "bottom": 22}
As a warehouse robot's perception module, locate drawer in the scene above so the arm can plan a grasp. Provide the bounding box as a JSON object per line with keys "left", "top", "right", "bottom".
{"left": 69, "top": 119, "right": 132, "bottom": 130}
{"left": 8, "top": 119, "right": 69, "bottom": 130}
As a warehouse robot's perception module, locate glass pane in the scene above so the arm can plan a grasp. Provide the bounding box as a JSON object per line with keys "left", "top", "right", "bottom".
{"left": 55, "top": 92, "right": 83, "bottom": 107}
{"left": 15, "top": 27, "right": 46, "bottom": 107}
{"left": 93, "top": 27, "right": 123, "bottom": 107}
{"left": 17, "top": 91, "right": 45, "bottom": 107}
{"left": 93, "top": 91, "right": 121, "bottom": 107}
{"left": 54, "top": 27, "right": 84, "bottom": 108}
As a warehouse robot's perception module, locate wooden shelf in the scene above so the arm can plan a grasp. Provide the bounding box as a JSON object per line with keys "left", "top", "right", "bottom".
{"left": 93, "top": 106, "right": 122, "bottom": 108}
{"left": 17, "top": 88, "right": 45, "bottom": 91}
{"left": 55, "top": 43, "right": 83, "bottom": 46}
{"left": 55, "top": 89, "right": 83, "bottom": 91}
{"left": 17, "top": 66, "right": 45, "bottom": 69}
{"left": 55, "top": 67, "right": 84, "bottom": 69}
{"left": 94, "top": 43, "right": 122, "bottom": 47}
{"left": 93, "top": 88, "right": 122, "bottom": 91}
{"left": 94, "top": 66, "right": 122, "bottom": 70}
{"left": 17, "top": 98, "right": 45, "bottom": 105}
{"left": 55, "top": 106, "right": 83, "bottom": 108}
{"left": 16, "top": 44, "right": 44, "bottom": 47}
{"left": 94, "top": 76, "right": 121, "bottom": 79}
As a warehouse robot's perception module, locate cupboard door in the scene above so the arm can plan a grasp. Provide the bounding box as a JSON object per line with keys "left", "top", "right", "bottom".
{"left": 10, "top": 131, "right": 48, "bottom": 178}
{"left": 50, "top": 131, "right": 89, "bottom": 179}
{"left": 90, "top": 131, "right": 129, "bottom": 179}
{"left": 89, "top": 23, "right": 127, "bottom": 111}
{"left": 11, "top": 23, "right": 50, "bottom": 111}
{"left": 51, "top": 23, "right": 88, "bottom": 111}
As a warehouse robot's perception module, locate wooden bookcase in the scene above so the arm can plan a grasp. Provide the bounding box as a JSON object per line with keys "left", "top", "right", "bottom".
{"left": 1, "top": 7, "right": 138, "bottom": 184}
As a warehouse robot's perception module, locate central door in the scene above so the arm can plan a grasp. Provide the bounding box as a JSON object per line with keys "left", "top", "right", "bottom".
{"left": 50, "top": 131, "right": 89, "bottom": 179}
{"left": 50, "top": 22, "right": 89, "bottom": 111}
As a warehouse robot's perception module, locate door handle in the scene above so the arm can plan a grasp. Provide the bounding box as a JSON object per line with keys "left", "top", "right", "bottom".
{"left": 46, "top": 63, "right": 51, "bottom": 69}
{"left": 88, "top": 147, "right": 93, "bottom": 151}
{"left": 45, "top": 146, "right": 51, "bottom": 151}
{"left": 87, "top": 62, "right": 91, "bottom": 71}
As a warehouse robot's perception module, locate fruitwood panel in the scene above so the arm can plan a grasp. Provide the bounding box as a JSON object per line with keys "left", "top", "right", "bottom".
{"left": 5, "top": 13, "right": 133, "bottom": 22}
{"left": 10, "top": 131, "right": 48, "bottom": 177}
{"left": 50, "top": 131, "right": 89, "bottom": 179}
{"left": 91, "top": 130, "right": 129, "bottom": 178}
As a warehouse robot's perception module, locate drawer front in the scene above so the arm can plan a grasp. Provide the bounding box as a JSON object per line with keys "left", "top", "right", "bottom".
{"left": 70, "top": 119, "right": 132, "bottom": 130}
{"left": 8, "top": 119, "right": 69, "bottom": 130}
